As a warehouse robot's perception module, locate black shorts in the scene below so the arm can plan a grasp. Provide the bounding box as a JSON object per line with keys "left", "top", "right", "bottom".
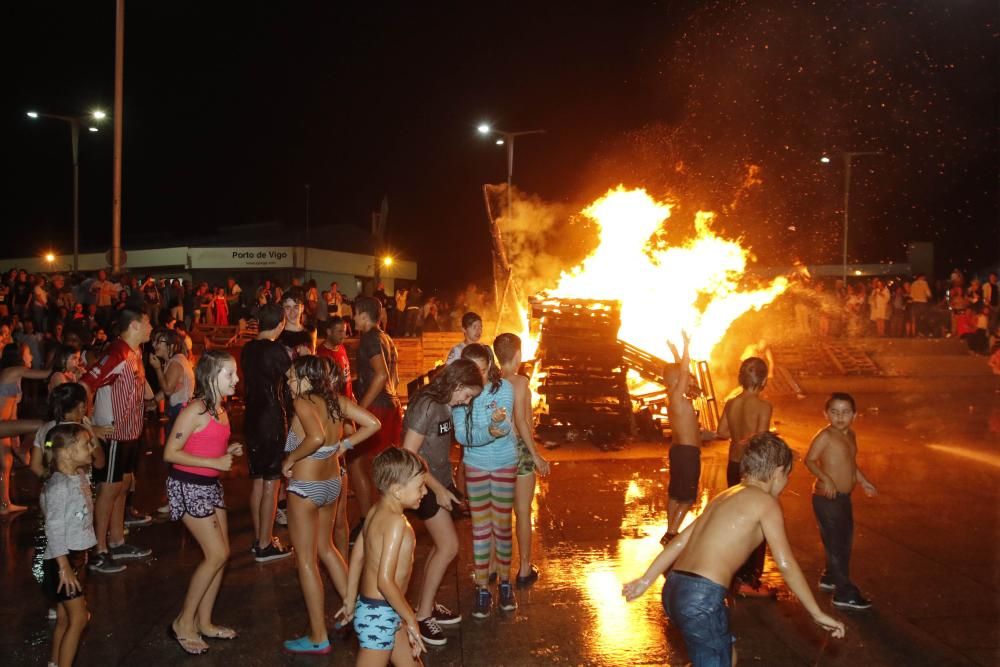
{"left": 668, "top": 444, "right": 701, "bottom": 503}
{"left": 246, "top": 412, "right": 286, "bottom": 480}
{"left": 93, "top": 439, "right": 140, "bottom": 484}
{"left": 42, "top": 550, "right": 88, "bottom": 603}
{"left": 411, "top": 482, "right": 459, "bottom": 521}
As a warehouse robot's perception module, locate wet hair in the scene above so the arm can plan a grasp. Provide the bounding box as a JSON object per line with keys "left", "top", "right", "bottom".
{"left": 372, "top": 447, "right": 426, "bottom": 494}
{"left": 493, "top": 333, "right": 522, "bottom": 365}
{"left": 291, "top": 354, "right": 344, "bottom": 422}
{"left": 327, "top": 315, "right": 345, "bottom": 332}
{"left": 460, "top": 343, "right": 502, "bottom": 393}
{"left": 193, "top": 350, "right": 235, "bottom": 416}
{"left": 461, "top": 312, "right": 483, "bottom": 330}
{"left": 116, "top": 308, "right": 148, "bottom": 336}
{"left": 413, "top": 358, "right": 483, "bottom": 407}
{"left": 354, "top": 295, "right": 381, "bottom": 323}
{"left": 739, "top": 432, "right": 793, "bottom": 482}
{"left": 41, "top": 422, "right": 90, "bottom": 481}
{"left": 738, "top": 357, "right": 768, "bottom": 391}
{"left": 257, "top": 304, "right": 284, "bottom": 331}
{"left": 46, "top": 382, "right": 88, "bottom": 421}
{"left": 282, "top": 289, "right": 305, "bottom": 306}
{"left": 825, "top": 392, "right": 856, "bottom": 413}
{"left": 1, "top": 343, "right": 24, "bottom": 369}
{"left": 152, "top": 327, "right": 181, "bottom": 359}
{"left": 50, "top": 344, "right": 81, "bottom": 375}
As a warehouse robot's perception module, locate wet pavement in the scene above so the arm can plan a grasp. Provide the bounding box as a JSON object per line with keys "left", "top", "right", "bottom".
{"left": 2, "top": 385, "right": 998, "bottom": 666}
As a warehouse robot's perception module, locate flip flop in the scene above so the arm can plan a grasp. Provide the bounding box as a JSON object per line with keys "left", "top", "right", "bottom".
{"left": 201, "top": 626, "right": 238, "bottom": 640}
{"left": 167, "top": 623, "right": 209, "bottom": 655}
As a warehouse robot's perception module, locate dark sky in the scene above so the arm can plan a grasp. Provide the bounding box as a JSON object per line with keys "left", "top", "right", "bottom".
{"left": 3, "top": 1, "right": 997, "bottom": 290}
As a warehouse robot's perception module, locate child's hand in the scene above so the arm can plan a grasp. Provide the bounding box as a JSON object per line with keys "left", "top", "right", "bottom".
{"left": 533, "top": 453, "right": 551, "bottom": 477}
{"left": 622, "top": 576, "right": 652, "bottom": 602}
{"left": 215, "top": 453, "right": 234, "bottom": 472}
{"left": 435, "top": 487, "right": 460, "bottom": 511}
{"left": 812, "top": 611, "right": 846, "bottom": 639}
{"left": 861, "top": 480, "right": 877, "bottom": 497}
{"left": 819, "top": 478, "right": 838, "bottom": 499}
{"left": 227, "top": 442, "right": 243, "bottom": 457}
{"left": 488, "top": 423, "right": 509, "bottom": 438}
{"left": 57, "top": 569, "right": 82, "bottom": 596}
{"left": 281, "top": 457, "right": 295, "bottom": 478}
{"left": 334, "top": 602, "right": 354, "bottom": 628}
{"left": 148, "top": 354, "right": 161, "bottom": 371}
{"left": 405, "top": 621, "right": 426, "bottom": 657}
{"left": 491, "top": 407, "right": 507, "bottom": 423}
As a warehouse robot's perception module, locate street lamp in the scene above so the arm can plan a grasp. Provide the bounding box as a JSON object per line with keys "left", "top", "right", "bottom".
{"left": 476, "top": 122, "right": 545, "bottom": 218}
{"left": 26, "top": 109, "right": 107, "bottom": 272}
{"left": 382, "top": 256, "right": 394, "bottom": 268}
{"left": 821, "top": 151, "right": 882, "bottom": 282}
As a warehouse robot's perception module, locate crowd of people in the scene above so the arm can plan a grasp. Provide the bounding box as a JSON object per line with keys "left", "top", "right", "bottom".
{"left": 790, "top": 269, "right": 999, "bottom": 356}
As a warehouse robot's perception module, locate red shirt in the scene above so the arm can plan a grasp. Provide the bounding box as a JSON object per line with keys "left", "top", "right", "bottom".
{"left": 317, "top": 342, "right": 354, "bottom": 400}
{"left": 81, "top": 339, "right": 147, "bottom": 441}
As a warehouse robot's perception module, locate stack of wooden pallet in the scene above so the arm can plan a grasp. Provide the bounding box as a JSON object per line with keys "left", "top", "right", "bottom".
{"left": 530, "top": 297, "right": 631, "bottom": 438}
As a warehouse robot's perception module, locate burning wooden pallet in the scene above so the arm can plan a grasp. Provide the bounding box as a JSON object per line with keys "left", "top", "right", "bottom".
{"left": 530, "top": 297, "right": 632, "bottom": 440}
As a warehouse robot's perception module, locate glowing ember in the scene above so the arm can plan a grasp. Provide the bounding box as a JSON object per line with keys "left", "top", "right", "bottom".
{"left": 524, "top": 186, "right": 787, "bottom": 362}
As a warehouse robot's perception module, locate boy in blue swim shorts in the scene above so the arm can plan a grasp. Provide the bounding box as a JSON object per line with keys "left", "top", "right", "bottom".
{"left": 340, "top": 448, "right": 428, "bottom": 666}
{"left": 624, "top": 433, "right": 845, "bottom": 666}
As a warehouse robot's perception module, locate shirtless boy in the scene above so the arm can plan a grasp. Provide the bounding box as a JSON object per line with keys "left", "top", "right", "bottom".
{"left": 624, "top": 433, "right": 845, "bottom": 666}
{"left": 716, "top": 356, "right": 773, "bottom": 595}
{"left": 804, "top": 392, "right": 877, "bottom": 610}
{"left": 663, "top": 332, "right": 704, "bottom": 544}
{"left": 341, "top": 448, "right": 427, "bottom": 666}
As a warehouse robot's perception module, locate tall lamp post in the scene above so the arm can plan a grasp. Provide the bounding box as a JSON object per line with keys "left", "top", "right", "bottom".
{"left": 476, "top": 123, "right": 545, "bottom": 217}
{"left": 821, "top": 151, "right": 882, "bottom": 282}
{"left": 26, "top": 110, "right": 106, "bottom": 272}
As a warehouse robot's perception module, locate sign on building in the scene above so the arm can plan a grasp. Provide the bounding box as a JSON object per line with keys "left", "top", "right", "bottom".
{"left": 189, "top": 247, "right": 295, "bottom": 269}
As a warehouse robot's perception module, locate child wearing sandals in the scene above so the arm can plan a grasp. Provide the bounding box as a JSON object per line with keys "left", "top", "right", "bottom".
{"left": 40, "top": 423, "right": 98, "bottom": 667}
{"left": 280, "top": 355, "right": 382, "bottom": 655}
{"left": 493, "top": 333, "right": 550, "bottom": 587}
{"left": 162, "top": 350, "right": 243, "bottom": 655}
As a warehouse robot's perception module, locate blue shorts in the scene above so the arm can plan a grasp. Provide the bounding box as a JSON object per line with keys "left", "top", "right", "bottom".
{"left": 663, "top": 570, "right": 734, "bottom": 666}
{"left": 354, "top": 595, "right": 401, "bottom": 651}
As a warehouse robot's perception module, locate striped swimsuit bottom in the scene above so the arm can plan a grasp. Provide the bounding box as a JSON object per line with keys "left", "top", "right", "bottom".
{"left": 284, "top": 430, "right": 342, "bottom": 506}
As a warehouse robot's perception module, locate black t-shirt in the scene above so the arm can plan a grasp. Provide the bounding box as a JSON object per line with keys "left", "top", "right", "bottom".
{"left": 277, "top": 327, "right": 315, "bottom": 358}
{"left": 355, "top": 328, "right": 399, "bottom": 409}
{"left": 241, "top": 339, "right": 291, "bottom": 446}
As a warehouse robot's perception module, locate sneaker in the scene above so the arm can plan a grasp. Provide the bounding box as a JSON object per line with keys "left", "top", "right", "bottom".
{"left": 818, "top": 576, "right": 836, "bottom": 592}
{"left": 432, "top": 602, "right": 462, "bottom": 625}
{"left": 157, "top": 504, "right": 170, "bottom": 515}
{"left": 109, "top": 542, "right": 152, "bottom": 560}
{"left": 254, "top": 539, "right": 293, "bottom": 562}
{"left": 274, "top": 507, "right": 288, "bottom": 526}
{"left": 471, "top": 586, "right": 492, "bottom": 619}
{"left": 88, "top": 551, "right": 126, "bottom": 574}
{"left": 498, "top": 582, "right": 517, "bottom": 612}
{"left": 833, "top": 594, "right": 873, "bottom": 610}
{"left": 516, "top": 565, "right": 540, "bottom": 587}
{"left": 416, "top": 617, "right": 447, "bottom": 646}
{"left": 282, "top": 636, "right": 331, "bottom": 655}
{"left": 124, "top": 509, "right": 153, "bottom": 527}
{"left": 47, "top": 608, "right": 57, "bottom": 620}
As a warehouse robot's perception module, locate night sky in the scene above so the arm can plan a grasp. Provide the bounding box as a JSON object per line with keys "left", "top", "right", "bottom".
{"left": 3, "top": 1, "right": 997, "bottom": 291}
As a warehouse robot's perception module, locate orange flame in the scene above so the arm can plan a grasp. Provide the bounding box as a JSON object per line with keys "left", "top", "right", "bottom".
{"left": 524, "top": 186, "right": 787, "bottom": 361}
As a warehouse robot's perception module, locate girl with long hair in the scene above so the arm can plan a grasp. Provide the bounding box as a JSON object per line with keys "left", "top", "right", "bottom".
{"left": 0, "top": 342, "right": 52, "bottom": 513}
{"left": 148, "top": 328, "right": 195, "bottom": 435}
{"left": 47, "top": 344, "right": 84, "bottom": 393}
{"left": 401, "top": 358, "right": 483, "bottom": 646}
{"left": 281, "top": 354, "right": 381, "bottom": 655}
{"left": 454, "top": 343, "right": 519, "bottom": 618}
{"left": 163, "top": 350, "right": 243, "bottom": 655}
{"left": 30, "top": 382, "right": 109, "bottom": 479}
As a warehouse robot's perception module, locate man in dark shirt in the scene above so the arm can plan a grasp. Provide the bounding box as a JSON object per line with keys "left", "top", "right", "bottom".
{"left": 350, "top": 295, "right": 400, "bottom": 532}
{"left": 241, "top": 304, "right": 293, "bottom": 562}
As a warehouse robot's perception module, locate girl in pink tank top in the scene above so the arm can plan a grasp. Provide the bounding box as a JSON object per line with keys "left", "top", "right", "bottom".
{"left": 162, "top": 351, "right": 243, "bottom": 654}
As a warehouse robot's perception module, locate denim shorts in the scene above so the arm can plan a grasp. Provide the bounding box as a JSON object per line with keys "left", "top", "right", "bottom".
{"left": 663, "top": 570, "right": 734, "bottom": 666}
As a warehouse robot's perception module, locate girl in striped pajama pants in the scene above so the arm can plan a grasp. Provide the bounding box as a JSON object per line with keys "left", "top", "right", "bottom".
{"left": 454, "top": 343, "right": 519, "bottom": 618}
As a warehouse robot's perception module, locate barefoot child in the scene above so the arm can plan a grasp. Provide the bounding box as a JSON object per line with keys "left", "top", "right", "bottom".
{"left": 340, "top": 448, "right": 428, "bottom": 666}
{"left": 662, "top": 332, "right": 705, "bottom": 543}
{"left": 40, "top": 423, "right": 98, "bottom": 667}
{"left": 163, "top": 350, "right": 243, "bottom": 655}
{"left": 805, "top": 392, "right": 877, "bottom": 610}
{"left": 717, "top": 356, "right": 773, "bottom": 595}
{"left": 624, "top": 433, "right": 845, "bottom": 666}
{"left": 494, "top": 333, "right": 551, "bottom": 586}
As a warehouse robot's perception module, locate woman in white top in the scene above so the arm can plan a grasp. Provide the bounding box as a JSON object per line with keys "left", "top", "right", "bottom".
{"left": 149, "top": 328, "right": 195, "bottom": 433}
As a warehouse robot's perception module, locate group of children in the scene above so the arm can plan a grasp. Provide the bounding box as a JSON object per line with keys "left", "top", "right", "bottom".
{"left": 627, "top": 332, "right": 877, "bottom": 665}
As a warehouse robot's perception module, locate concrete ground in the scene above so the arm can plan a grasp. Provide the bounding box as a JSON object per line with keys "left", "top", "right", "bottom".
{"left": 2, "top": 384, "right": 998, "bottom": 666}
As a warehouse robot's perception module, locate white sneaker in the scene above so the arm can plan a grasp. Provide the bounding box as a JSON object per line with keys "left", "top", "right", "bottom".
{"left": 275, "top": 507, "right": 288, "bottom": 526}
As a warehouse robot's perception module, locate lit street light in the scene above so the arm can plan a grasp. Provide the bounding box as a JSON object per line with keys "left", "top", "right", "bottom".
{"left": 26, "top": 109, "right": 107, "bottom": 271}
{"left": 475, "top": 122, "right": 545, "bottom": 217}
{"left": 382, "top": 256, "right": 394, "bottom": 267}
{"left": 45, "top": 253, "right": 56, "bottom": 264}
{"left": 821, "top": 151, "right": 883, "bottom": 282}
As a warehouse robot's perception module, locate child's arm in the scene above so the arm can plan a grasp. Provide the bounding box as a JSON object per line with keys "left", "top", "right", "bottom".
{"left": 336, "top": 531, "right": 365, "bottom": 625}
{"left": 453, "top": 404, "right": 503, "bottom": 448}
{"left": 512, "top": 376, "right": 549, "bottom": 476}
{"left": 376, "top": 517, "right": 426, "bottom": 656}
{"left": 759, "top": 498, "right": 845, "bottom": 638}
{"left": 0, "top": 419, "right": 43, "bottom": 438}
{"left": 804, "top": 431, "right": 837, "bottom": 499}
{"left": 855, "top": 467, "right": 877, "bottom": 497}
{"left": 163, "top": 403, "right": 233, "bottom": 471}
{"left": 716, "top": 403, "right": 731, "bottom": 440}
{"left": 665, "top": 331, "right": 691, "bottom": 395}
{"left": 338, "top": 397, "right": 382, "bottom": 452}
{"left": 622, "top": 523, "right": 694, "bottom": 600}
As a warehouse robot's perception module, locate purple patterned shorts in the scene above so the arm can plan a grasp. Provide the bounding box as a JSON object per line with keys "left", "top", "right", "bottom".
{"left": 167, "top": 476, "right": 225, "bottom": 521}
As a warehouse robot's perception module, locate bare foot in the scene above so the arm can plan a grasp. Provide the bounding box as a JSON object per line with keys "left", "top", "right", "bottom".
{"left": 199, "top": 624, "right": 238, "bottom": 639}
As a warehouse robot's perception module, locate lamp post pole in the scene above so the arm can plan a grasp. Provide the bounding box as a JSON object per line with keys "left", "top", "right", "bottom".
{"left": 478, "top": 125, "right": 545, "bottom": 217}
{"left": 111, "top": 0, "right": 125, "bottom": 274}
{"left": 840, "top": 151, "right": 881, "bottom": 283}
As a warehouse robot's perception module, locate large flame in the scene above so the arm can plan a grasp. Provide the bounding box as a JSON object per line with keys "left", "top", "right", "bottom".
{"left": 527, "top": 186, "right": 787, "bottom": 361}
